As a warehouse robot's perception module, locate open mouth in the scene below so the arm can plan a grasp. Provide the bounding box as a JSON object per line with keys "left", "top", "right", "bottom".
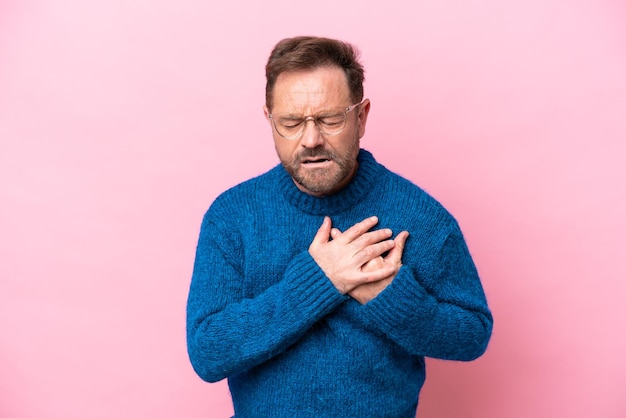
{"left": 302, "top": 157, "right": 331, "bottom": 164}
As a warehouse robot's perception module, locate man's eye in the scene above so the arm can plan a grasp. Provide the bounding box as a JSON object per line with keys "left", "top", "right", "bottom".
{"left": 279, "top": 119, "right": 303, "bottom": 129}
{"left": 319, "top": 115, "right": 344, "bottom": 126}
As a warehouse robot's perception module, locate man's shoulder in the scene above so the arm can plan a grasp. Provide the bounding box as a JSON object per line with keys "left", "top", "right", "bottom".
{"left": 377, "top": 164, "right": 439, "bottom": 203}
{"left": 225, "top": 164, "right": 280, "bottom": 193}
{"left": 208, "top": 164, "right": 282, "bottom": 212}
{"left": 374, "top": 164, "right": 457, "bottom": 227}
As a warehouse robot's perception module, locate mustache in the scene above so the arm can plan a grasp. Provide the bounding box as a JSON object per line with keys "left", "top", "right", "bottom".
{"left": 296, "top": 148, "right": 337, "bottom": 162}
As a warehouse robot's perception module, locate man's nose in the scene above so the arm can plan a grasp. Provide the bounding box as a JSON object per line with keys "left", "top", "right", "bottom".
{"left": 299, "top": 117, "right": 325, "bottom": 148}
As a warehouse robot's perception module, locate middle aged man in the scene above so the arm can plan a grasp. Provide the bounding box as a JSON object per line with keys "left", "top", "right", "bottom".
{"left": 187, "top": 36, "right": 493, "bottom": 417}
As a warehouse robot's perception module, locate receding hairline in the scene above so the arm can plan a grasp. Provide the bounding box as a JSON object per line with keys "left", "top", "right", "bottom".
{"left": 269, "top": 65, "right": 355, "bottom": 113}
{"left": 265, "top": 36, "right": 365, "bottom": 111}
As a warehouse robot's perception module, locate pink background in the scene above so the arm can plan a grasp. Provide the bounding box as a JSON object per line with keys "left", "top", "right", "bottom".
{"left": 1, "top": 0, "right": 625, "bottom": 417}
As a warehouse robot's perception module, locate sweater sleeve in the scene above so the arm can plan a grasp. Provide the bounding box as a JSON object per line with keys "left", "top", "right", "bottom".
{"left": 186, "top": 214, "right": 346, "bottom": 383}
{"left": 361, "top": 225, "right": 493, "bottom": 361}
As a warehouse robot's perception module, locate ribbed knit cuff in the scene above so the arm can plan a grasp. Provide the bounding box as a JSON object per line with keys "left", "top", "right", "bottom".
{"left": 282, "top": 251, "right": 348, "bottom": 323}
{"left": 362, "top": 266, "right": 432, "bottom": 333}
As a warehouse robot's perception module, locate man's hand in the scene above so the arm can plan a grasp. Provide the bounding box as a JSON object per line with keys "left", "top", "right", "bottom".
{"left": 309, "top": 216, "right": 397, "bottom": 294}
{"left": 347, "top": 230, "right": 409, "bottom": 304}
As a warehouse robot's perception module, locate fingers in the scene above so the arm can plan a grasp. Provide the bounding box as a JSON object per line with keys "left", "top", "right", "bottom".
{"left": 328, "top": 216, "right": 391, "bottom": 247}
{"left": 362, "top": 256, "right": 385, "bottom": 272}
{"left": 311, "top": 216, "right": 331, "bottom": 246}
{"left": 354, "top": 231, "right": 408, "bottom": 289}
{"left": 353, "top": 228, "right": 393, "bottom": 248}
{"left": 338, "top": 216, "right": 379, "bottom": 243}
{"left": 357, "top": 263, "right": 397, "bottom": 283}
{"left": 354, "top": 239, "right": 395, "bottom": 265}
{"left": 386, "top": 231, "right": 409, "bottom": 265}
{"left": 330, "top": 216, "right": 396, "bottom": 259}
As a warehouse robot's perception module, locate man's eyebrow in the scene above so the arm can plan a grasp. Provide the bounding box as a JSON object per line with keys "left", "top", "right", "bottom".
{"left": 278, "top": 107, "right": 344, "bottom": 117}
{"left": 317, "top": 108, "right": 345, "bottom": 117}
{"left": 278, "top": 114, "right": 304, "bottom": 120}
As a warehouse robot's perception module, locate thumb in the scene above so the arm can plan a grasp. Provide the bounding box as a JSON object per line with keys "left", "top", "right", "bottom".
{"left": 330, "top": 227, "right": 342, "bottom": 240}
{"left": 311, "top": 216, "right": 332, "bottom": 245}
{"left": 387, "top": 231, "right": 409, "bottom": 264}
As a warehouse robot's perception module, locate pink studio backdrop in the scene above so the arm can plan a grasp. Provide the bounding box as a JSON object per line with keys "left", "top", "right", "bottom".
{"left": 1, "top": 0, "right": 625, "bottom": 417}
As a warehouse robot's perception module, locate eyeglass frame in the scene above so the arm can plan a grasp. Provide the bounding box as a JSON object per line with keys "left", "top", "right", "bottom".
{"left": 268, "top": 99, "right": 366, "bottom": 140}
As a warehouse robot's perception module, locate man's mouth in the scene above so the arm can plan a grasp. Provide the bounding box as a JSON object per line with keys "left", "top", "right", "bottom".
{"left": 302, "top": 157, "right": 332, "bottom": 164}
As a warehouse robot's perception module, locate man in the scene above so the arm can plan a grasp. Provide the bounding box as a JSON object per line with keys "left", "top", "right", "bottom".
{"left": 186, "top": 36, "right": 493, "bottom": 417}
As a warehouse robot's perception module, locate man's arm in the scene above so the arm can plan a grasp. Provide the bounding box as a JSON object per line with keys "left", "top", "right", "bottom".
{"left": 186, "top": 215, "right": 345, "bottom": 383}
{"left": 331, "top": 219, "right": 492, "bottom": 361}
{"left": 186, "top": 215, "right": 396, "bottom": 382}
{"left": 359, "top": 226, "right": 493, "bottom": 361}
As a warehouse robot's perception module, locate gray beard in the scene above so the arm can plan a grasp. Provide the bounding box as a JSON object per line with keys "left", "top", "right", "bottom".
{"left": 279, "top": 143, "right": 359, "bottom": 196}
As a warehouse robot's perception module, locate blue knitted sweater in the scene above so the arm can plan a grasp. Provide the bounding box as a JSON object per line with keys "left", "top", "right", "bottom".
{"left": 187, "top": 149, "right": 492, "bottom": 417}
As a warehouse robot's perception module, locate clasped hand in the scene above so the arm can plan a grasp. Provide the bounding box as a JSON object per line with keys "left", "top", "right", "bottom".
{"left": 309, "top": 216, "right": 409, "bottom": 304}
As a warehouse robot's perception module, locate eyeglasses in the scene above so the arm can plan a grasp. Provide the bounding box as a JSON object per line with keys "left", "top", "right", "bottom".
{"left": 269, "top": 99, "right": 365, "bottom": 140}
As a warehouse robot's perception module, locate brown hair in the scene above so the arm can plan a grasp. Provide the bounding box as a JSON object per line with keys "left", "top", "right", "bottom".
{"left": 265, "top": 36, "right": 365, "bottom": 111}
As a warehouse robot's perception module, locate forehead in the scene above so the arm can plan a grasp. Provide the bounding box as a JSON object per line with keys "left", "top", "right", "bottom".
{"left": 272, "top": 66, "right": 351, "bottom": 113}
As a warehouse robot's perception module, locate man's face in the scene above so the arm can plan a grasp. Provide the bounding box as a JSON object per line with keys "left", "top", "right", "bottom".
{"left": 264, "top": 66, "right": 370, "bottom": 197}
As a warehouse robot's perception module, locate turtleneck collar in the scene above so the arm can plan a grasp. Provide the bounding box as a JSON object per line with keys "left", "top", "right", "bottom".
{"left": 276, "top": 149, "right": 382, "bottom": 215}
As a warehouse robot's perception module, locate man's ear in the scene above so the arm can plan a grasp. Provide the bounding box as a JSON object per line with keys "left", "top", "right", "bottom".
{"left": 357, "top": 99, "right": 371, "bottom": 139}
{"left": 263, "top": 105, "right": 270, "bottom": 122}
